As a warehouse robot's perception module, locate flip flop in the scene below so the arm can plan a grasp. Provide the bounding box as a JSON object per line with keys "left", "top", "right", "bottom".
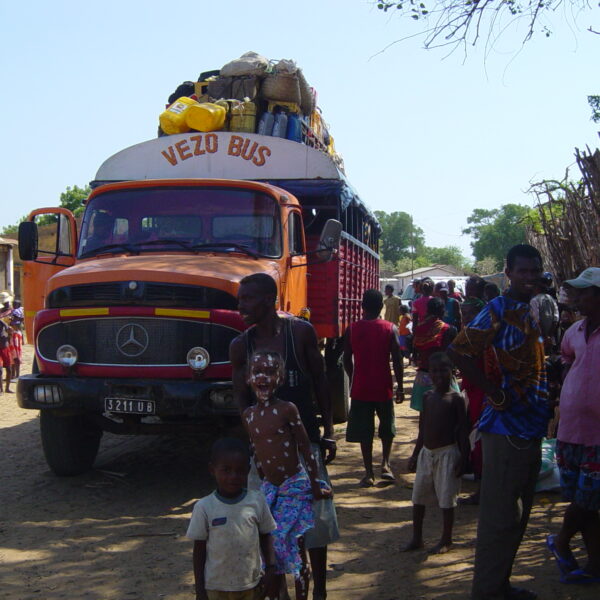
{"left": 560, "top": 568, "right": 600, "bottom": 584}
{"left": 457, "top": 493, "right": 480, "bottom": 506}
{"left": 546, "top": 534, "right": 578, "bottom": 576}
{"left": 381, "top": 470, "right": 396, "bottom": 482}
{"left": 359, "top": 476, "right": 374, "bottom": 488}
{"left": 508, "top": 586, "right": 537, "bottom": 600}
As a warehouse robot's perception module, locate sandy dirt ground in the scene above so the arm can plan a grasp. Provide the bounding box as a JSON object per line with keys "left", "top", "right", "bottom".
{"left": 0, "top": 345, "right": 597, "bottom": 599}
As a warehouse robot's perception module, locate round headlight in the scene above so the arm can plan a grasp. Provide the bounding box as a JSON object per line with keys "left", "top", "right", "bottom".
{"left": 56, "top": 344, "right": 78, "bottom": 367}
{"left": 187, "top": 347, "right": 210, "bottom": 372}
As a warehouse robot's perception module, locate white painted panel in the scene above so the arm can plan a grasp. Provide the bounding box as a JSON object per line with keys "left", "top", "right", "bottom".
{"left": 95, "top": 133, "right": 340, "bottom": 182}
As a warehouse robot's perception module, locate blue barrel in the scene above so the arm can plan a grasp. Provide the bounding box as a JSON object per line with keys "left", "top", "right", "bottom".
{"left": 257, "top": 111, "right": 275, "bottom": 136}
{"left": 272, "top": 111, "right": 288, "bottom": 138}
{"left": 286, "top": 114, "right": 302, "bottom": 142}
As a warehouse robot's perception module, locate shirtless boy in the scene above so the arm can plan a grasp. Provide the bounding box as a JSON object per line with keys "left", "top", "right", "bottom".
{"left": 404, "top": 352, "right": 470, "bottom": 554}
{"left": 242, "top": 351, "right": 332, "bottom": 600}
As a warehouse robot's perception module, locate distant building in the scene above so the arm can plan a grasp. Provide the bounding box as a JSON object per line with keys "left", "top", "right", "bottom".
{"left": 483, "top": 271, "right": 508, "bottom": 291}
{"left": 0, "top": 236, "right": 19, "bottom": 298}
{"left": 392, "top": 264, "right": 465, "bottom": 291}
{"left": 379, "top": 277, "right": 402, "bottom": 295}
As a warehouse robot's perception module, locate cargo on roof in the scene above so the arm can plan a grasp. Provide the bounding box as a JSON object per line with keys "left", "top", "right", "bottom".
{"left": 157, "top": 52, "right": 344, "bottom": 172}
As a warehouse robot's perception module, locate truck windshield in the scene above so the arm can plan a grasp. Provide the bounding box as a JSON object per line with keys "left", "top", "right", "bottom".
{"left": 78, "top": 186, "right": 282, "bottom": 259}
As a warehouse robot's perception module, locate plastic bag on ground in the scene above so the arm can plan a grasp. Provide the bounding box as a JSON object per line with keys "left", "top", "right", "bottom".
{"left": 536, "top": 438, "right": 561, "bottom": 492}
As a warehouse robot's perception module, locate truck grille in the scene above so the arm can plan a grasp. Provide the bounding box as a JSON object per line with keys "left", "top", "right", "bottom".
{"left": 37, "top": 317, "right": 238, "bottom": 367}
{"left": 46, "top": 282, "right": 237, "bottom": 310}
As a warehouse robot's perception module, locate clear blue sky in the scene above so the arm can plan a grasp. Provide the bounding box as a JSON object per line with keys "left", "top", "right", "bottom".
{"left": 1, "top": 1, "right": 598, "bottom": 260}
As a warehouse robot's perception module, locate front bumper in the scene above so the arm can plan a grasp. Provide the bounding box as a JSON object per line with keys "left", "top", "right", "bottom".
{"left": 16, "top": 374, "right": 238, "bottom": 419}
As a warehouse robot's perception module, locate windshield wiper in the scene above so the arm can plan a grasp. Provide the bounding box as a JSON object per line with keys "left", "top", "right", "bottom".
{"left": 83, "top": 239, "right": 260, "bottom": 259}
{"left": 190, "top": 242, "right": 259, "bottom": 258}
{"left": 131, "top": 238, "right": 194, "bottom": 251}
{"left": 80, "top": 243, "right": 137, "bottom": 258}
{"left": 131, "top": 239, "right": 258, "bottom": 257}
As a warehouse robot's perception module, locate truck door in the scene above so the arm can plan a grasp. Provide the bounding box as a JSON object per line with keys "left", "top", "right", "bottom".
{"left": 21, "top": 208, "right": 77, "bottom": 340}
{"left": 284, "top": 210, "right": 308, "bottom": 316}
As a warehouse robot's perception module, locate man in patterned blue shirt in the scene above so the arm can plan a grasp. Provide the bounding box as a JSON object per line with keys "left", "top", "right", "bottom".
{"left": 449, "top": 244, "right": 551, "bottom": 600}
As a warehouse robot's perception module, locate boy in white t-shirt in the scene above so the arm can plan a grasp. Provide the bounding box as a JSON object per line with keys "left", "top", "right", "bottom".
{"left": 187, "top": 438, "right": 278, "bottom": 600}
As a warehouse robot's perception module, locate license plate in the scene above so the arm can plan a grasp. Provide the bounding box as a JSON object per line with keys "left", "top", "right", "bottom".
{"left": 104, "top": 398, "right": 155, "bottom": 415}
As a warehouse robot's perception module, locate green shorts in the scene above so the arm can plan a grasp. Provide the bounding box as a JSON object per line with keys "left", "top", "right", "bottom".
{"left": 345, "top": 399, "right": 396, "bottom": 443}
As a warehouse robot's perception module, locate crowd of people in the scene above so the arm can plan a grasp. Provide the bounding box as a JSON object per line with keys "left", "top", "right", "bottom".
{"left": 184, "top": 245, "right": 600, "bottom": 600}
{"left": 0, "top": 292, "right": 23, "bottom": 394}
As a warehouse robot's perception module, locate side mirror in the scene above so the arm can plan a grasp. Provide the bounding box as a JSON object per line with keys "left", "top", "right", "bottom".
{"left": 19, "top": 221, "right": 39, "bottom": 261}
{"left": 317, "top": 219, "right": 342, "bottom": 262}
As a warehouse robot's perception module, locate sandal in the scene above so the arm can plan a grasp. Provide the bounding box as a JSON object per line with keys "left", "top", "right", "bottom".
{"left": 546, "top": 534, "right": 578, "bottom": 576}
{"left": 508, "top": 586, "right": 537, "bottom": 599}
{"left": 381, "top": 468, "right": 396, "bottom": 482}
{"left": 457, "top": 493, "right": 480, "bottom": 506}
{"left": 359, "top": 476, "right": 374, "bottom": 488}
{"left": 560, "top": 568, "right": 600, "bottom": 584}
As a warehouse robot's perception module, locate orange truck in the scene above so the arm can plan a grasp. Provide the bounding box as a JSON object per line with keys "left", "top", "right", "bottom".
{"left": 17, "top": 131, "right": 380, "bottom": 475}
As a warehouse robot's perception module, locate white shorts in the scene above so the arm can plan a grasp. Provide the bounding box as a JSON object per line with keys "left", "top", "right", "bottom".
{"left": 412, "top": 444, "right": 461, "bottom": 509}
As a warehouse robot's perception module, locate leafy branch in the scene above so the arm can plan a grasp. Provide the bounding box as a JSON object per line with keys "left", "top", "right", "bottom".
{"left": 375, "top": 0, "right": 596, "bottom": 52}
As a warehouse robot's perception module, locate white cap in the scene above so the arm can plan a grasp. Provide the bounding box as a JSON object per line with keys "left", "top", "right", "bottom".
{"left": 0, "top": 291, "right": 13, "bottom": 304}
{"left": 564, "top": 267, "right": 600, "bottom": 289}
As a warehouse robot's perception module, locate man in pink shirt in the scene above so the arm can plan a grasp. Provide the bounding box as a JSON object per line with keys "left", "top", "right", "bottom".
{"left": 547, "top": 267, "right": 600, "bottom": 584}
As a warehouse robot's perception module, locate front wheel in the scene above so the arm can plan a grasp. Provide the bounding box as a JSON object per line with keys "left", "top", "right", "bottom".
{"left": 40, "top": 412, "right": 103, "bottom": 476}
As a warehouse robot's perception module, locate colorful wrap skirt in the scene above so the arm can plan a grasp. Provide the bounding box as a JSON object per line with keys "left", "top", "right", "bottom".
{"left": 261, "top": 469, "right": 315, "bottom": 576}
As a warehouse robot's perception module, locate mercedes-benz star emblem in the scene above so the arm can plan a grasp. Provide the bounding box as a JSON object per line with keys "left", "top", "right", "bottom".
{"left": 116, "top": 323, "right": 150, "bottom": 357}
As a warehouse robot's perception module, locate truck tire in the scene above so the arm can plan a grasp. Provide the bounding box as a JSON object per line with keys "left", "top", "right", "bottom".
{"left": 40, "top": 412, "right": 103, "bottom": 476}
{"left": 325, "top": 338, "right": 350, "bottom": 424}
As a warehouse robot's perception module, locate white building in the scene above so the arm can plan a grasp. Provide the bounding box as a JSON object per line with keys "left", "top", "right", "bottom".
{"left": 392, "top": 264, "right": 465, "bottom": 292}
{"left": 0, "top": 236, "right": 17, "bottom": 297}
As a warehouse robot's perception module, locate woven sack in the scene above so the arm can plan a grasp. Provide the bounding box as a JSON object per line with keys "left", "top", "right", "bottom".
{"left": 220, "top": 52, "right": 269, "bottom": 77}
{"left": 230, "top": 76, "right": 261, "bottom": 101}
{"left": 274, "top": 59, "right": 297, "bottom": 75}
{"left": 297, "top": 69, "right": 314, "bottom": 115}
{"left": 207, "top": 76, "right": 233, "bottom": 100}
{"left": 262, "top": 72, "right": 301, "bottom": 104}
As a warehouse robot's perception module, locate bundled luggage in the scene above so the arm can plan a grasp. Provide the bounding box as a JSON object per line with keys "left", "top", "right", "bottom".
{"left": 157, "top": 51, "right": 343, "bottom": 170}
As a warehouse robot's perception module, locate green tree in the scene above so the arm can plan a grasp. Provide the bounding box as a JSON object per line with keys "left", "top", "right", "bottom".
{"left": 393, "top": 255, "right": 431, "bottom": 273}
{"left": 380, "top": 259, "right": 399, "bottom": 277}
{"left": 374, "top": 210, "right": 426, "bottom": 264}
{"left": 589, "top": 95, "right": 600, "bottom": 123}
{"left": 462, "top": 204, "right": 530, "bottom": 270}
{"left": 424, "top": 245, "right": 468, "bottom": 270}
{"left": 59, "top": 185, "right": 90, "bottom": 217}
{"left": 376, "top": 1, "right": 596, "bottom": 51}
{"left": 1, "top": 184, "right": 90, "bottom": 233}
{"left": 1, "top": 217, "right": 26, "bottom": 238}
{"left": 473, "top": 256, "right": 499, "bottom": 276}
